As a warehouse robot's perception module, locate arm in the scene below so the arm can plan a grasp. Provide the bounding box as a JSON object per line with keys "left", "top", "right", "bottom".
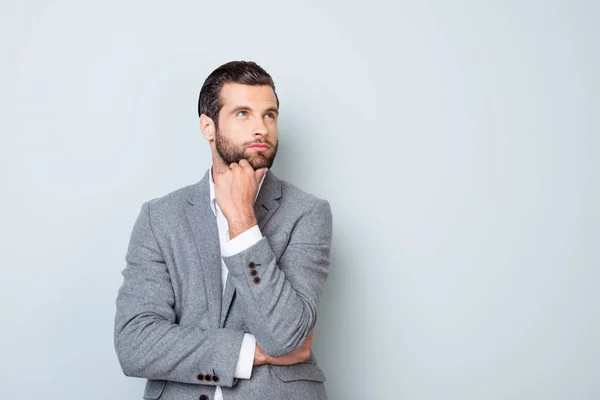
{"left": 223, "top": 227, "right": 316, "bottom": 371}
{"left": 114, "top": 201, "right": 247, "bottom": 387}
{"left": 222, "top": 199, "right": 333, "bottom": 358}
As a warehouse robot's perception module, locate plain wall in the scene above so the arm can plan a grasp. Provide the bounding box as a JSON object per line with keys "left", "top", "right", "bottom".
{"left": 1, "top": 1, "right": 598, "bottom": 399}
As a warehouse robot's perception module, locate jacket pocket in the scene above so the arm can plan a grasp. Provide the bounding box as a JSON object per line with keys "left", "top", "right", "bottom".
{"left": 269, "top": 362, "right": 327, "bottom": 382}
{"left": 143, "top": 380, "right": 167, "bottom": 399}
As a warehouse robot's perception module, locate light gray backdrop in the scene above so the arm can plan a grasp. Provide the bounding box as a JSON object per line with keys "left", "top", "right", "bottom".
{"left": 1, "top": 1, "right": 598, "bottom": 399}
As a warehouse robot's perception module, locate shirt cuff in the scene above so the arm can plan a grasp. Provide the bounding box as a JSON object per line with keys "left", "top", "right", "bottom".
{"left": 221, "top": 225, "right": 262, "bottom": 257}
{"left": 234, "top": 333, "right": 256, "bottom": 379}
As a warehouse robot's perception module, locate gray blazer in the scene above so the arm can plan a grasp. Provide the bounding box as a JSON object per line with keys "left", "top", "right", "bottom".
{"left": 114, "top": 169, "right": 333, "bottom": 400}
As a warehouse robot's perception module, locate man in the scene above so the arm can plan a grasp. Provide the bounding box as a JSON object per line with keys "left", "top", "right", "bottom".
{"left": 114, "top": 61, "right": 333, "bottom": 400}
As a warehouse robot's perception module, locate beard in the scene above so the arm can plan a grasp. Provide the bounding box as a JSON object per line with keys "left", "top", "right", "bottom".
{"left": 215, "top": 129, "right": 278, "bottom": 170}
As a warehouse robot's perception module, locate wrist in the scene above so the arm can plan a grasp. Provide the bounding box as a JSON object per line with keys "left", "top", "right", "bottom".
{"left": 228, "top": 213, "right": 257, "bottom": 239}
{"left": 254, "top": 344, "right": 271, "bottom": 366}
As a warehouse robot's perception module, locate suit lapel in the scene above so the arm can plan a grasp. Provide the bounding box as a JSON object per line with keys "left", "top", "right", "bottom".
{"left": 185, "top": 170, "right": 222, "bottom": 329}
{"left": 219, "top": 170, "right": 282, "bottom": 327}
{"left": 254, "top": 170, "right": 283, "bottom": 230}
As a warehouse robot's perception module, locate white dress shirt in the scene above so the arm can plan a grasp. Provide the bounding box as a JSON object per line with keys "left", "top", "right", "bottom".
{"left": 209, "top": 166, "right": 266, "bottom": 400}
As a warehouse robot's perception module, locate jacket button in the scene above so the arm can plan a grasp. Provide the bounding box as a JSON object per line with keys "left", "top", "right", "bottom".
{"left": 197, "top": 374, "right": 204, "bottom": 381}
{"left": 248, "top": 262, "right": 256, "bottom": 269}
{"left": 253, "top": 276, "right": 261, "bottom": 284}
{"left": 250, "top": 269, "right": 258, "bottom": 277}
{"left": 212, "top": 375, "right": 220, "bottom": 383}
{"left": 199, "top": 395, "right": 209, "bottom": 400}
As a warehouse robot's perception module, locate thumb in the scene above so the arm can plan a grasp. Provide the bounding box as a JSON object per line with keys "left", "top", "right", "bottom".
{"left": 255, "top": 167, "right": 268, "bottom": 181}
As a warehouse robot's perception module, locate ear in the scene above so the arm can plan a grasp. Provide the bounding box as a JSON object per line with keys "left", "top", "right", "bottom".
{"left": 200, "top": 114, "right": 216, "bottom": 141}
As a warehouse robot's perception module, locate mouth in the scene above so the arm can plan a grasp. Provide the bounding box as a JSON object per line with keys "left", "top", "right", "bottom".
{"left": 247, "top": 144, "right": 271, "bottom": 151}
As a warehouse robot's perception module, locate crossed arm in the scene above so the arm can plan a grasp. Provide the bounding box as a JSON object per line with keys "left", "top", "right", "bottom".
{"left": 113, "top": 197, "right": 332, "bottom": 387}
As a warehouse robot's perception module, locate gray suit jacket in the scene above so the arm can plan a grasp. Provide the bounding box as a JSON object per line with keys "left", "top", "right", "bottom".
{"left": 114, "top": 169, "right": 333, "bottom": 400}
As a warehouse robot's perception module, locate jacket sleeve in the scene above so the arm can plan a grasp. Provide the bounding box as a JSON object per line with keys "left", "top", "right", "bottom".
{"left": 221, "top": 198, "right": 333, "bottom": 358}
{"left": 114, "top": 201, "right": 244, "bottom": 387}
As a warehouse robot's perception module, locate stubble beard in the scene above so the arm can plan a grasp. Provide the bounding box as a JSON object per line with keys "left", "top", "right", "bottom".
{"left": 214, "top": 128, "right": 278, "bottom": 170}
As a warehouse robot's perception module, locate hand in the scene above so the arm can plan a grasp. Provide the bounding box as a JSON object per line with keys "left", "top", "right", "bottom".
{"left": 213, "top": 159, "right": 268, "bottom": 239}
{"left": 268, "top": 331, "right": 313, "bottom": 366}
{"left": 253, "top": 332, "right": 313, "bottom": 366}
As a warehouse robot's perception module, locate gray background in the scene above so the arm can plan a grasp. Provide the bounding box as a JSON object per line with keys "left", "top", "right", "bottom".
{"left": 1, "top": 1, "right": 598, "bottom": 399}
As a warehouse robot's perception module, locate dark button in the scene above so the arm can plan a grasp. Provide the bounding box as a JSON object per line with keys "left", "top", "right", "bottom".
{"left": 253, "top": 276, "right": 261, "bottom": 284}
{"left": 197, "top": 374, "right": 204, "bottom": 381}
{"left": 204, "top": 374, "right": 212, "bottom": 381}
{"left": 248, "top": 262, "right": 256, "bottom": 269}
{"left": 250, "top": 269, "right": 258, "bottom": 277}
{"left": 199, "top": 395, "right": 209, "bottom": 400}
{"left": 212, "top": 375, "right": 219, "bottom": 383}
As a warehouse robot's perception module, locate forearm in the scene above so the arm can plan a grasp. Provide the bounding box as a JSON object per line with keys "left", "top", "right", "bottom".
{"left": 220, "top": 189, "right": 333, "bottom": 361}
{"left": 115, "top": 291, "right": 246, "bottom": 387}
{"left": 115, "top": 201, "right": 248, "bottom": 387}
{"left": 223, "top": 217, "right": 315, "bottom": 357}
{"left": 224, "top": 239, "right": 324, "bottom": 357}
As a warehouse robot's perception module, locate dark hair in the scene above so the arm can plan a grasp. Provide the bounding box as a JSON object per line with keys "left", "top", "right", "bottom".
{"left": 198, "top": 61, "right": 279, "bottom": 129}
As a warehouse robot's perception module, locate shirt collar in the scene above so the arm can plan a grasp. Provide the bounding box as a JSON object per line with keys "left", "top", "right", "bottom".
{"left": 209, "top": 165, "right": 267, "bottom": 217}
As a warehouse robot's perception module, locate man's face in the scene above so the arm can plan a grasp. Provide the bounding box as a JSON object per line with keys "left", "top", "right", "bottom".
{"left": 214, "top": 83, "right": 279, "bottom": 170}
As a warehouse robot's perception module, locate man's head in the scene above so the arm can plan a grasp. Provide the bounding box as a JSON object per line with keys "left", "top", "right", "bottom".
{"left": 198, "top": 61, "right": 279, "bottom": 170}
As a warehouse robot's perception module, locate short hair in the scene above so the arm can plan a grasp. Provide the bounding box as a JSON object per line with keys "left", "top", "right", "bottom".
{"left": 198, "top": 61, "right": 279, "bottom": 129}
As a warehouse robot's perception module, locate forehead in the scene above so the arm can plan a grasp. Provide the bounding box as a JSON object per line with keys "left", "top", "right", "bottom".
{"left": 219, "top": 83, "right": 278, "bottom": 110}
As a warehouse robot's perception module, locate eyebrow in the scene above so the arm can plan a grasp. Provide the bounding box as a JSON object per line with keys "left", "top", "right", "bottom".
{"left": 230, "top": 105, "right": 279, "bottom": 116}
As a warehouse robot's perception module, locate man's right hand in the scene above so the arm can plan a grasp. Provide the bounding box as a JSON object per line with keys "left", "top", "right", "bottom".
{"left": 253, "top": 332, "right": 313, "bottom": 366}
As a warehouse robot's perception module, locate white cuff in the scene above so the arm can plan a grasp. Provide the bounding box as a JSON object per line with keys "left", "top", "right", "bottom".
{"left": 221, "top": 225, "right": 262, "bottom": 257}
{"left": 234, "top": 333, "right": 256, "bottom": 379}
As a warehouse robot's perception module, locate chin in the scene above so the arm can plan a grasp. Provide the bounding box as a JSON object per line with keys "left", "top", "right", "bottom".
{"left": 244, "top": 153, "right": 274, "bottom": 170}
{"left": 252, "top": 159, "right": 274, "bottom": 170}
{"left": 249, "top": 161, "right": 269, "bottom": 170}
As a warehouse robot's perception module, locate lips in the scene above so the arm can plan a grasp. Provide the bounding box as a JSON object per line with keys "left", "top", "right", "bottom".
{"left": 248, "top": 144, "right": 270, "bottom": 150}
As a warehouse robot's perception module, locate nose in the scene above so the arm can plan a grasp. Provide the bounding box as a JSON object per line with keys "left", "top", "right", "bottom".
{"left": 253, "top": 118, "right": 268, "bottom": 137}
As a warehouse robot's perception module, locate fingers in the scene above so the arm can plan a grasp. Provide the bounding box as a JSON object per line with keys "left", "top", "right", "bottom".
{"left": 230, "top": 160, "right": 251, "bottom": 172}
{"left": 229, "top": 160, "right": 268, "bottom": 180}
{"left": 237, "top": 159, "right": 250, "bottom": 168}
{"left": 234, "top": 159, "right": 253, "bottom": 171}
{"left": 299, "top": 332, "right": 313, "bottom": 349}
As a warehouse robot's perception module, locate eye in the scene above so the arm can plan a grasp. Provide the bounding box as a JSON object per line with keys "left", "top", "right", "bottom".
{"left": 265, "top": 112, "right": 277, "bottom": 119}
{"left": 236, "top": 110, "right": 249, "bottom": 117}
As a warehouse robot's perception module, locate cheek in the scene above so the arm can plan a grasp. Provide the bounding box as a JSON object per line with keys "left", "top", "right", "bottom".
{"left": 270, "top": 129, "right": 279, "bottom": 143}
{"left": 236, "top": 119, "right": 259, "bottom": 133}
{"left": 222, "top": 121, "right": 248, "bottom": 139}
{"left": 267, "top": 121, "right": 278, "bottom": 134}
